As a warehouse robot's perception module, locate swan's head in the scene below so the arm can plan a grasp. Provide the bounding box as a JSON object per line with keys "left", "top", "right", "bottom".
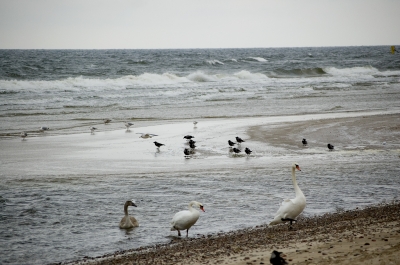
{"left": 293, "top": 163, "right": 301, "bottom": 171}
{"left": 125, "top": 200, "right": 137, "bottom": 207}
{"left": 196, "top": 202, "right": 205, "bottom": 212}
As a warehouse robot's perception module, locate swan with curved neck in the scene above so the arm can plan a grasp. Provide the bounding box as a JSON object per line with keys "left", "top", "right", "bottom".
{"left": 171, "top": 201, "right": 205, "bottom": 237}
{"left": 119, "top": 200, "right": 139, "bottom": 229}
{"left": 269, "top": 163, "right": 306, "bottom": 227}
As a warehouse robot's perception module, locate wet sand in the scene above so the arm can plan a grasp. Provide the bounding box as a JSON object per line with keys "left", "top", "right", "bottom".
{"left": 63, "top": 113, "right": 400, "bottom": 265}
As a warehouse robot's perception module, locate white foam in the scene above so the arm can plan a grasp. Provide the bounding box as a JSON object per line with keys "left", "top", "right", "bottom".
{"left": 323, "top": 66, "right": 378, "bottom": 76}
{"left": 248, "top": 57, "right": 268, "bottom": 62}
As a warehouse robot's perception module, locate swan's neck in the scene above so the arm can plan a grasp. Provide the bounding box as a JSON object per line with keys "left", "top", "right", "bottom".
{"left": 292, "top": 167, "right": 304, "bottom": 198}
{"left": 124, "top": 204, "right": 129, "bottom": 216}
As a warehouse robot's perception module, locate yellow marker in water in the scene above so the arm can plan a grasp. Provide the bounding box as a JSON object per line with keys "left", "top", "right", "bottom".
{"left": 391, "top": 46, "right": 397, "bottom": 54}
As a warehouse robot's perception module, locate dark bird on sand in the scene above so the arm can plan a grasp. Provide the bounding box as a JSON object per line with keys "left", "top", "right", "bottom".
{"left": 183, "top": 135, "right": 195, "bottom": 140}
{"left": 270, "top": 250, "right": 288, "bottom": 265}
{"left": 302, "top": 138, "right": 307, "bottom": 146}
{"left": 327, "top": 143, "right": 334, "bottom": 150}
{"left": 189, "top": 142, "right": 196, "bottom": 149}
{"left": 236, "top": 136, "right": 245, "bottom": 143}
{"left": 245, "top": 147, "right": 252, "bottom": 155}
{"left": 188, "top": 139, "right": 196, "bottom": 145}
{"left": 228, "top": 140, "right": 236, "bottom": 147}
{"left": 154, "top": 141, "right": 165, "bottom": 148}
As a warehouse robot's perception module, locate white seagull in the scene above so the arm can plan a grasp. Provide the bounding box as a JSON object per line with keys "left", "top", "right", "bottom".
{"left": 89, "top": 127, "right": 97, "bottom": 134}
{"left": 124, "top": 122, "right": 134, "bottom": 130}
{"left": 137, "top": 133, "right": 158, "bottom": 139}
{"left": 20, "top": 131, "right": 28, "bottom": 140}
{"left": 39, "top": 126, "right": 49, "bottom": 132}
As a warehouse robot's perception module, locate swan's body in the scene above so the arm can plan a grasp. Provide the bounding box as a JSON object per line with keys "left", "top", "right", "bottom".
{"left": 270, "top": 163, "right": 306, "bottom": 226}
{"left": 171, "top": 201, "right": 205, "bottom": 237}
{"left": 119, "top": 201, "right": 139, "bottom": 229}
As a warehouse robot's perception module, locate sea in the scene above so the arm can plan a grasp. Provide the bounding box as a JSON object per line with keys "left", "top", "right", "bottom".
{"left": 0, "top": 46, "right": 399, "bottom": 264}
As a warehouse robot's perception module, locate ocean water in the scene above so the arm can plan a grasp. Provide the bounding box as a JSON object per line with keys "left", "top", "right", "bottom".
{"left": 0, "top": 47, "right": 400, "bottom": 265}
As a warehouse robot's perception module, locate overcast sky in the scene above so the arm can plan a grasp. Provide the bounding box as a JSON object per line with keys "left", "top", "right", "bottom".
{"left": 1, "top": 0, "right": 399, "bottom": 49}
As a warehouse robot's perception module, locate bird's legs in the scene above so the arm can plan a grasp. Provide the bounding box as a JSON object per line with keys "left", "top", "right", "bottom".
{"left": 177, "top": 229, "right": 181, "bottom": 237}
{"left": 281, "top": 218, "right": 297, "bottom": 229}
{"left": 186, "top": 229, "right": 189, "bottom": 237}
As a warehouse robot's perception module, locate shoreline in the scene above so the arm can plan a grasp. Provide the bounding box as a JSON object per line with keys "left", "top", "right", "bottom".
{"left": 65, "top": 202, "right": 400, "bottom": 265}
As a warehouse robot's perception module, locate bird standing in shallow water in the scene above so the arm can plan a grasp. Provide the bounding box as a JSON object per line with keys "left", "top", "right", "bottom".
{"left": 170, "top": 201, "right": 205, "bottom": 237}
{"left": 327, "top": 143, "right": 334, "bottom": 150}
{"left": 20, "top": 132, "right": 27, "bottom": 140}
{"left": 184, "top": 135, "right": 195, "bottom": 140}
{"left": 124, "top": 122, "right": 134, "bottom": 130}
{"left": 154, "top": 141, "right": 164, "bottom": 148}
{"left": 89, "top": 127, "right": 97, "bottom": 134}
{"left": 236, "top": 136, "right": 245, "bottom": 144}
{"left": 270, "top": 250, "right": 288, "bottom": 265}
{"left": 184, "top": 148, "right": 191, "bottom": 157}
{"left": 39, "top": 126, "right": 49, "bottom": 132}
{"left": 302, "top": 138, "right": 308, "bottom": 146}
{"left": 103, "top": 119, "right": 111, "bottom": 124}
{"left": 232, "top": 148, "right": 241, "bottom": 155}
{"left": 245, "top": 147, "right": 252, "bottom": 155}
{"left": 228, "top": 140, "right": 236, "bottom": 147}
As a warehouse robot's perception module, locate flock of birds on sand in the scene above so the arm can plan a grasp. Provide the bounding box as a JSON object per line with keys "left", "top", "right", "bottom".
{"left": 19, "top": 119, "right": 340, "bottom": 265}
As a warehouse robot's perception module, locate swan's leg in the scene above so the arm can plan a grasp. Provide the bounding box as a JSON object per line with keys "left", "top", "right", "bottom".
{"left": 186, "top": 229, "right": 189, "bottom": 237}
{"left": 177, "top": 229, "right": 181, "bottom": 237}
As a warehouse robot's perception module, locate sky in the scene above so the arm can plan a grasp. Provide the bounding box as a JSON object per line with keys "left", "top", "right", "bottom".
{"left": 0, "top": 0, "right": 399, "bottom": 49}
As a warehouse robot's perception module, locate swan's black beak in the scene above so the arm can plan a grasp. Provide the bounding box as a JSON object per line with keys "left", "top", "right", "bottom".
{"left": 132, "top": 202, "right": 137, "bottom": 207}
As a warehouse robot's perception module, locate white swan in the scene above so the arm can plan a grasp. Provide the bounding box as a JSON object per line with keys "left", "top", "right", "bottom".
{"left": 269, "top": 163, "right": 306, "bottom": 227}
{"left": 119, "top": 200, "right": 139, "bottom": 229}
{"left": 170, "top": 201, "right": 205, "bottom": 237}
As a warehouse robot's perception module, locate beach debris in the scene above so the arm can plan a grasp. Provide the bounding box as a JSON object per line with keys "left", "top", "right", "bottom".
{"left": 327, "top": 143, "right": 334, "bottom": 150}
{"left": 270, "top": 250, "right": 288, "bottom": 265}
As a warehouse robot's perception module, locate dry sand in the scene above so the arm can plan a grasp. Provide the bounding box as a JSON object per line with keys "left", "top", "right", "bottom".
{"left": 65, "top": 113, "right": 400, "bottom": 265}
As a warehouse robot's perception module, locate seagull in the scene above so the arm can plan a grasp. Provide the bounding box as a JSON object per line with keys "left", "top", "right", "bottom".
{"left": 154, "top": 141, "right": 164, "bottom": 148}
{"left": 236, "top": 136, "right": 245, "bottom": 144}
{"left": 232, "top": 148, "right": 241, "bottom": 155}
{"left": 39, "top": 126, "right": 49, "bottom": 132}
{"left": 302, "top": 138, "right": 308, "bottom": 146}
{"left": 270, "top": 250, "right": 288, "bottom": 265}
{"left": 228, "top": 140, "right": 236, "bottom": 147}
{"left": 20, "top": 132, "right": 27, "bottom": 140}
{"left": 193, "top": 121, "right": 198, "bottom": 127}
{"left": 89, "top": 127, "right": 97, "bottom": 134}
{"left": 244, "top": 147, "right": 252, "bottom": 155}
{"left": 137, "top": 133, "right": 158, "bottom": 139}
{"left": 183, "top": 135, "right": 195, "bottom": 140}
{"left": 103, "top": 119, "right": 111, "bottom": 124}
{"left": 124, "top": 122, "right": 134, "bottom": 130}
{"left": 327, "top": 143, "right": 334, "bottom": 150}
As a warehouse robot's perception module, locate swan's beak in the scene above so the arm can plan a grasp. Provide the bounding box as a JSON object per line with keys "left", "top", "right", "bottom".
{"left": 296, "top": 165, "right": 301, "bottom": 171}
{"left": 200, "top": 206, "right": 205, "bottom": 212}
{"left": 132, "top": 203, "right": 137, "bottom": 207}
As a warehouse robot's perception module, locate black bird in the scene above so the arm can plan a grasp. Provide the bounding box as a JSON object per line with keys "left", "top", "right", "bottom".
{"left": 183, "top": 135, "right": 195, "bottom": 140}
{"left": 184, "top": 148, "right": 191, "bottom": 156}
{"left": 232, "top": 148, "right": 241, "bottom": 154}
{"left": 270, "top": 250, "right": 288, "bottom": 265}
{"left": 228, "top": 140, "right": 236, "bottom": 147}
{"left": 153, "top": 141, "right": 165, "bottom": 148}
{"left": 327, "top": 143, "right": 334, "bottom": 150}
{"left": 245, "top": 147, "right": 252, "bottom": 155}
{"left": 236, "top": 136, "right": 245, "bottom": 144}
{"left": 302, "top": 138, "right": 307, "bottom": 146}
{"left": 188, "top": 139, "right": 196, "bottom": 145}
{"left": 189, "top": 142, "right": 196, "bottom": 149}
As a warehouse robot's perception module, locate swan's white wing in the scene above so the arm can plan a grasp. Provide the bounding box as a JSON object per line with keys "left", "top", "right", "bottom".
{"left": 171, "top": 210, "right": 199, "bottom": 230}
